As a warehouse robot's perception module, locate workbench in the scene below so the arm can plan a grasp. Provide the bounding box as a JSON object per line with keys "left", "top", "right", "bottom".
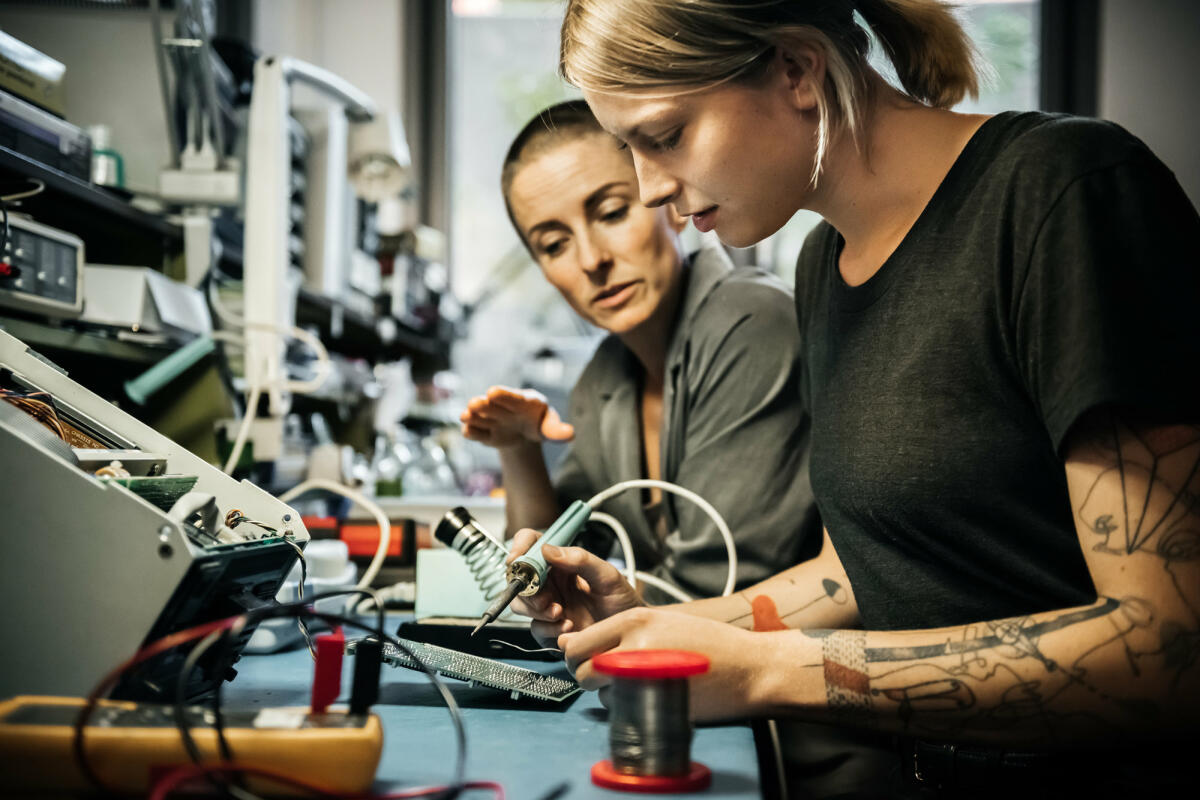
{"left": 227, "top": 626, "right": 764, "bottom": 799}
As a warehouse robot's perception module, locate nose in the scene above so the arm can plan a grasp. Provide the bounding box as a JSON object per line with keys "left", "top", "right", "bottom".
{"left": 575, "top": 229, "right": 612, "bottom": 278}
{"left": 632, "top": 151, "right": 679, "bottom": 209}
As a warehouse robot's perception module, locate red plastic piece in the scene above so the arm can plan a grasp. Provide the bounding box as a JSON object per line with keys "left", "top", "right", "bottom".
{"left": 310, "top": 627, "right": 345, "bottom": 713}
{"left": 592, "top": 650, "right": 710, "bottom": 680}
{"left": 340, "top": 523, "right": 403, "bottom": 557}
{"left": 590, "top": 760, "right": 712, "bottom": 794}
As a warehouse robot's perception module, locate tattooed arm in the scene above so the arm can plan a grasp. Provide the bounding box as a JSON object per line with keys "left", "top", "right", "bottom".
{"left": 674, "top": 527, "right": 861, "bottom": 631}
{"left": 511, "top": 526, "right": 861, "bottom": 646}
{"left": 560, "top": 409, "right": 1200, "bottom": 745}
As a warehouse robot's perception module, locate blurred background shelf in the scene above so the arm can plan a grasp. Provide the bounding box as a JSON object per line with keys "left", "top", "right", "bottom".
{"left": 0, "top": 145, "right": 182, "bottom": 268}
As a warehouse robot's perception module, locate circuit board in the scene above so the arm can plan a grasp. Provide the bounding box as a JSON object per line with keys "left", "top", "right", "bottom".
{"left": 345, "top": 638, "right": 581, "bottom": 703}
{"left": 100, "top": 475, "right": 199, "bottom": 510}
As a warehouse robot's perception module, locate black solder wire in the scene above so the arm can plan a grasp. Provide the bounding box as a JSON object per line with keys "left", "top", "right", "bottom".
{"left": 607, "top": 677, "right": 693, "bottom": 777}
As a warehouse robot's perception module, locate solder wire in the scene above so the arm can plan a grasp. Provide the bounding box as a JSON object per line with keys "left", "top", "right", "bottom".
{"left": 607, "top": 675, "right": 694, "bottom": 777}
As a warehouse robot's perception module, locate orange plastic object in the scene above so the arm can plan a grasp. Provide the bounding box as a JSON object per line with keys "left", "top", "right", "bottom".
{"left": 592, "top": 649, "right": 710, "bottom": 680}
{"left": 340, "top": 523, "right": 403, "bottom": 557}
{"left": 591, "top": 759, "right": 712, "bottom": 794}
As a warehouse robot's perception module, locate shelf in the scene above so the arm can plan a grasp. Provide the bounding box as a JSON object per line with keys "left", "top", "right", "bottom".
{"left": 0, "top": 145, "right": 182, "bottom": 267}
{"left": 0, "top": 315, "right": 174, "bottom": 366}
{"left": 295, "top": 287, "right": 451, "bottom": 369}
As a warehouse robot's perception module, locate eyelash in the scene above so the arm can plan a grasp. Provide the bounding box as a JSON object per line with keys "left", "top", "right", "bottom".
{"left": 616, "top": 128, "right": 682, "bottom": 153}
{"left": 537, "top": 206, "right": 627, "bottom": 257}
{"left": 648, "top": 128, "right": 682, "bottom": 153}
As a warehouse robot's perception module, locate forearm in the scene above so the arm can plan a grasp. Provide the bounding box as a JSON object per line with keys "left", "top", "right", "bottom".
{"left": 677, "top": 530, "right": 861, "bottom": 631}
{"left": 754, "top": 595, "right": 1198, "bottom": 747}
{"left": 498, "top": 441, "right": 560, "bottom": 533}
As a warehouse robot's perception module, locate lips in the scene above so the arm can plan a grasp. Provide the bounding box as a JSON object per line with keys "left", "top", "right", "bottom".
{"left": 593, "top": 280, "right": 639, "bottom": 308}
{"left": 689, "top": 206, "right": 718, "bottom": 233}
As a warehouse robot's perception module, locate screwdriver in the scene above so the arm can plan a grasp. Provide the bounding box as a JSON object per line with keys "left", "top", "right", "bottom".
{"left": 471, "top": 500, "right": 593, "bottom": 636}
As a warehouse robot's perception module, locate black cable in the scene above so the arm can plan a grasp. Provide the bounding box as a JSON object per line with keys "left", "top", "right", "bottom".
{"left": 217, "top": 607, "right": 465, "bottom": 800}
{"left": 1, "top": 201, "right": 9, "bottom": 264}
{"left": 169, "top": 592, "right": 467, "bottom": 799}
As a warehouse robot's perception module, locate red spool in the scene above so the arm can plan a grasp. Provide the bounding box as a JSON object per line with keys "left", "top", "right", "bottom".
{"left": 590, "top": 649, "right": 712, "bottom": 794}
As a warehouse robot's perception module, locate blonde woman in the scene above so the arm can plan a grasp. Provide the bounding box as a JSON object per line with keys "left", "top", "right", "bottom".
{"left": 510, "top": 0, "right": 1200, "bottom": 794}
{"left": 462, "top": 100, "right": 821, "bottom": 602}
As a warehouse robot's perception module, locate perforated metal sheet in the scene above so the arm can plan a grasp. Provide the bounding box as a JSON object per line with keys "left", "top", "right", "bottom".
{"left": 346, "top": 638, "right": 581, "bottom": 702}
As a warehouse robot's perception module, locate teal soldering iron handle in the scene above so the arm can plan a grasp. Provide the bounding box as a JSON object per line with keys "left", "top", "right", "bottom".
{"left": 507, "top": 499, "right": 592, "bottom": 596}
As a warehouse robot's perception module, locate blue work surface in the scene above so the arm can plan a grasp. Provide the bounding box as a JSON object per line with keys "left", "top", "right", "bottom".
{"left": 227, "top": 634, "right": 762, "bottom": 799}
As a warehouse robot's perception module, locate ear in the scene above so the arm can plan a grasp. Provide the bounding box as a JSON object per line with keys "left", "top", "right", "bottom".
{"left": 773, "top": 41, "right": 826, "bottom": 114}
{"left": 665, "top": 203, "right": 689, "bottom": 233}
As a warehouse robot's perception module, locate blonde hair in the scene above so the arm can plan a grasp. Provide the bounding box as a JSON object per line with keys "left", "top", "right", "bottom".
{"left": 560, "top": 0, "right": 982, "bottom": 182}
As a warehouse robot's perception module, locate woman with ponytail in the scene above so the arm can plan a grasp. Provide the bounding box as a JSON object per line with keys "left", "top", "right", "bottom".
{"left": 506, "top": 0, "right": 1200, "bottom": 794}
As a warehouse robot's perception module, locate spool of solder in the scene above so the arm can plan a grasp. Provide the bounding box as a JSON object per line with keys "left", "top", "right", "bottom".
{"left": 590, "top": 649, "right": 712, "bottom": 793}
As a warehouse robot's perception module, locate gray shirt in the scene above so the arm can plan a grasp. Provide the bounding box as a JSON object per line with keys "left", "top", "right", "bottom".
{"left": 554, "top": 245, "right": 821, "bottom": 599}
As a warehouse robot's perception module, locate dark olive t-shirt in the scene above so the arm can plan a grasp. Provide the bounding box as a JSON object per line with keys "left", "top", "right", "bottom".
{"left": 794, "top": 111, "right": 1200, "bottom": 631}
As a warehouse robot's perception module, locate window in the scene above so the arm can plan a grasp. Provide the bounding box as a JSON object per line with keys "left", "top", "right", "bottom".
{"left": 759, "top": 0, "right": 1041, "bottom": 279}
{"left": 444, "top": 0, "right": 1044, "bottom": 385}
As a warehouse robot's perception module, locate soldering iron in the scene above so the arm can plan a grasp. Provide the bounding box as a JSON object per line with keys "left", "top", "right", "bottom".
{"left": 471, "top": 500, "right": 592, "bottom": 636}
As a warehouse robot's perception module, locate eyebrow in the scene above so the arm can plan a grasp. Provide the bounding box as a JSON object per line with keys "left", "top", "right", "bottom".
{"left": 524, "top": 181, "right": 632, "bottom": 240}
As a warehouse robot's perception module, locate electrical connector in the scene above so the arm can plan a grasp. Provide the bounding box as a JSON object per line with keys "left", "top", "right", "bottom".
{"left": 310, "top": 627, "right": 345, "bottom": 714}
{"left": 349, "top": 637, "right": 382, "bottom": 715}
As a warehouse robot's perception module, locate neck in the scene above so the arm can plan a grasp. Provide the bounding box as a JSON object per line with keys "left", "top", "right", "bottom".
{"left": 803, "top": 82, "right": 989, "bottom": 282}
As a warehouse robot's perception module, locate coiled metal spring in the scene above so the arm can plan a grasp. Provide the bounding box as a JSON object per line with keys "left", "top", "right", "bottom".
{"left": 434, "top": 507, "right": 510, "bottom": 600}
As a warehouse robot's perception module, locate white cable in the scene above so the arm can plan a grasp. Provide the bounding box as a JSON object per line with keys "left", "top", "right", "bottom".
{"left": 585, "top": 510, "right": 696, "bottom": 602}
{"left": 635, "top": 572, "right": 695, "bottom": 604}
{"left": 207, "top": 279, "right": 333, "bottom": 393}
{"left": 586, "top": 511, "right": 638, "bottom": 587}
{"left": 586, "top": 478, "right": 738, "bottom": 597}
{"left": 279, "top": 478, "right": 391, "bottom": 591}
{"left": 1, "top": 179, "right": 45, "bottom": 203}
{"left": 222, "top": 373, "right": 262, "bottom": 474}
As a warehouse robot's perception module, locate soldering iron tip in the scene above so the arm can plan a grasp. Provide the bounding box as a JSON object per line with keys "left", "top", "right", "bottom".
{"left": 470, "top": 617, "right": 488, "bottom": 638}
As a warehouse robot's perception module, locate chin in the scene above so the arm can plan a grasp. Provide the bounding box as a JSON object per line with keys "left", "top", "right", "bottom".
{"left": 715, "top": 214, "right": 788, "bottom": 249}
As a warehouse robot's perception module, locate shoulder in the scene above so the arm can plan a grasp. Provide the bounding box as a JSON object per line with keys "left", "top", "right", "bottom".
{"left": 571, "top": 334, "right": 628, "bottom": 397}
{"left": 687, "top": 263, "right": 798, "bottom": 351}
{"left": 984, "top": 112, "right": 1164, "bottom": 195}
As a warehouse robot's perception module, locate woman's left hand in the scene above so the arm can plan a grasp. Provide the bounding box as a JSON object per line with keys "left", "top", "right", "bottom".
{"left": 559, "top": 607, "right": 795, "bottom": 723}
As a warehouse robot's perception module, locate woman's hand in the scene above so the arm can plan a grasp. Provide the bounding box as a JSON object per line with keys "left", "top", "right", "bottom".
{"left": 506, "top": 530, "right": 644, "bottom": 646}
{"left": 559, "top": 607, "right": 791, "bottom": 723}
{"left": 459, "top": 386, "right": 575, "bottom": 450}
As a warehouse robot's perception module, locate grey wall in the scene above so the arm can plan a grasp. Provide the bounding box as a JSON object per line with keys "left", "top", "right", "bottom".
{"left": 1099, "top": 0, "right": 1200, "bottom": 207}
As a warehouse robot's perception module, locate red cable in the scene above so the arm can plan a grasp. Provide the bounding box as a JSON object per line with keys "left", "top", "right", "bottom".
{"left": 73, "top": 614, "right": 245, "bottom": 791}
{"left": 149, "top": 762, "right": 505, "bottom": 800}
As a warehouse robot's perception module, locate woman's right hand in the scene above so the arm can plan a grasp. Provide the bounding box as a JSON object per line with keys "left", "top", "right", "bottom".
{"left": 506, "top": 529, "right": 644, "bottom": 647}
{"left": 459, "top": 386, "right": 575, "bottom": 450}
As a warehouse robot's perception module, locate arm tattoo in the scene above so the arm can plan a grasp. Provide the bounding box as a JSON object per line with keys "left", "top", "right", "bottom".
{"left": 803, "top": 413, "right": 1200, "bottom": 742}
{"left": 730, "top": 577, "right": 849, "bottom": 628}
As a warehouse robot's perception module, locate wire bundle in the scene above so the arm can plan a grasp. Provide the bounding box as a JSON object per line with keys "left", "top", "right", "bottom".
{"left": 70, "top": 590, "right": 489, "bottom": 800}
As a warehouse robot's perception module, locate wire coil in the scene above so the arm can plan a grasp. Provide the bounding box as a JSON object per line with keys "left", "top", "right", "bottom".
{"left": 591, "top": 650, "right": 712, "bottom": 793}
{"left": 435, "top": 507, "right": 510, "bottom": 601}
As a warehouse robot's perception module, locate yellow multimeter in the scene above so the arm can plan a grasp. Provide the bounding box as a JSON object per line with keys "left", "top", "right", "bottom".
{"left": 0, "top": 695, "right": 382, "bottom": 795}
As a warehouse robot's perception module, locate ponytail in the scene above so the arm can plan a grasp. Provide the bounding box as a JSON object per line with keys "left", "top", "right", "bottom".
{"left": 855, "top": 0, "right": 981, "bottom": 108}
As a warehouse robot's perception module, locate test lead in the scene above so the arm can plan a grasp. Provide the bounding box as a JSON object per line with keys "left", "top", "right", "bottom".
{"left": 471, "top": 500, "right": 593, "bottom": 637}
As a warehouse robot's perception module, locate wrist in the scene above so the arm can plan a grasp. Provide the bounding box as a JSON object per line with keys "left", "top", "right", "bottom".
{"left": 742, "top": 630, "right": 825, "bottom": 716}
{"left": 497, "top": 438, "right": 544, "bottom": 457}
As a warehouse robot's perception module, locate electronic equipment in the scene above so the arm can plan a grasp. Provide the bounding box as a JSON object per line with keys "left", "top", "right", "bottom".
{"left": 473, "top": 500, "right": 593, "bottom": 636}
{"left": 345, "top": 638, "right": 581, "bottom": 703}
{"left": 79, "top": 263, "right": 211, "bottom": 341}
{"left": 0, "top": 32, "right": 67, "bottom": 117}
{"left": 0, "top": 214, "right": 84, "bottom": 317}
{"left": 0, "top": 695, "right": 381, "bottom": 795}
{"left": 0, "top": 329, "right": 309, "bottom": 701}
{"left": 0, "top": 87, "right": 91, "bottom": 180}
